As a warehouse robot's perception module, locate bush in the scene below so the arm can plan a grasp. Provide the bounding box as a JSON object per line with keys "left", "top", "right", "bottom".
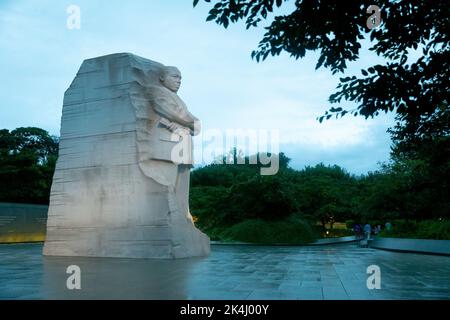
{"left": 219, "top": 218, "right": 316, "bottom": 244}
{"left": 367, "top": 220, "right": 384, "bottom": 228}
{"left": 416, "top": 220, "right": 450, "bottom": 240}
{"left": 379, "top": 219, "right": 450, "bottom": 240}
{"left": 189, "top": 186, "right": 228, "bottom": 228}
{"left": 217, "top": 175, "right": 300, "bottom": 224}
{"left": 327, "top": 229, "right": 354, "bottom": 238}
{"left": 391, "top": 219, "right": 418, "bottom": 237}
{"left": 345, "top": 220, "right": 355, "bottom": 229}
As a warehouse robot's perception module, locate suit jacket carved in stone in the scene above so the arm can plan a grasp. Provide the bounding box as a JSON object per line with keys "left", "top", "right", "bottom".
{"left": 132, "top": 70, "right": 199, "bottom": 188}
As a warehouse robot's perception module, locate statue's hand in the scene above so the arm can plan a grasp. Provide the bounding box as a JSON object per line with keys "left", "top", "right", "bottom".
{"left": 160, "top": 118, "right": 181, "bottom": 132}
{"left": 160, "top": 117, "right": 197, "bottom": 136}
{"left": 167, "top": 122, "right": 179, "bottom": 132}
{"left": 166, "top": 121, "right": 191, "bottom": 137}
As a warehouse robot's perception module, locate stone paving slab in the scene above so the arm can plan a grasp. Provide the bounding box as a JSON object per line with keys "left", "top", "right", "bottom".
{"left": 0, "top": 243, "right": 449, "bottom": 300}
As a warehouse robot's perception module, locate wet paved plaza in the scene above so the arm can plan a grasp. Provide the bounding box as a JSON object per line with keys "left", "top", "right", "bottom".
{"left": 1, "top": 243, "right": 449, "bottom": 300}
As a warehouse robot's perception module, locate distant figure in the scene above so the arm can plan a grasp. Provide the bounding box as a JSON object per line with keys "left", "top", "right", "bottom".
{"left": 353, "top": 224, "right": 362, "bottom": 239}
{"left": 376, "top": 225, "right": 382, "bottom": 235}
{"left": 385, "top": 221, "right": 392, "bottom": 232}
{"left": 363, "top": 223, "right": 372, "bottom": 240}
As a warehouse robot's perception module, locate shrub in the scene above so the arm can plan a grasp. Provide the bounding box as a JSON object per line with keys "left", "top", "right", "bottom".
{"left": 379, "top": 219, "right": 450, "bottom": 240}
{"left": 367, "top": 220, "right": 383, "bottom": 228}
{"left": 327, "top": 229, "right": 354, "bottom": 237}
{"left": 390, "top": 219, "right": 418, "bottom": 237}
{"left": 219, "top": 218, "right": 316, "bottom": 244}
{"left": 208, "top": 174, "right": 301, "bottom": 225}
{"left": 345, "top": 219, "right": 355, "bottom": 230}
{"left": 416, "top": 220, "right": 450, "bottom": 240}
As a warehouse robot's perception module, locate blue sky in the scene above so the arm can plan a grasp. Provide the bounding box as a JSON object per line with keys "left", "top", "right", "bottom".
{"left": 0, "top": 0, "right": 396, "bottom": 174}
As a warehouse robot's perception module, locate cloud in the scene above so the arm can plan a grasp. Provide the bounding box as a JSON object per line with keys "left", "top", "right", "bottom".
{"left": 0, "top": 0, "right": 396, "bottom": 174}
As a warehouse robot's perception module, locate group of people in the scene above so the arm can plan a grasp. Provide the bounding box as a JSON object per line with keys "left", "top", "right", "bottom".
{"left": 353, "top": 223, "right": 384, "bottom": 240}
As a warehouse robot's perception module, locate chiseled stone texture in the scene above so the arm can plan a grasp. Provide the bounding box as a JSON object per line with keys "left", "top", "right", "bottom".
{"left": 43, "top": 53, "right": 210, "bottom": 259}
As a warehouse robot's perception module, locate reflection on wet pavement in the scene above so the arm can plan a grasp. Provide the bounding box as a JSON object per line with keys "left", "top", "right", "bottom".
{"left": 1, "top": 243, "right": 449, "bottom": 299}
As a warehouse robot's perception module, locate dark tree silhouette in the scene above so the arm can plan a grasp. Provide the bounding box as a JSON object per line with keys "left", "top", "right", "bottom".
{"left": 193, "top": 0, "right": 449, "bottom": 142}
{"left": 0, "top": 127, "right": 59, "bottom": 204}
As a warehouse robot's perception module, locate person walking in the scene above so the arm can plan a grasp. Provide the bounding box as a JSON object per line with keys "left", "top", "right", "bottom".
{"left": 363, "top": 223, "right": 372, "bottom": 240}
{"left": 354, "top": 223, "right": 362, "bottom": 239}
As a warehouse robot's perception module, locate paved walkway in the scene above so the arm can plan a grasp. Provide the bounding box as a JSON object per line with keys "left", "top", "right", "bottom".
{"left": 1, "top": 243, "right": 449, "bottom": 299}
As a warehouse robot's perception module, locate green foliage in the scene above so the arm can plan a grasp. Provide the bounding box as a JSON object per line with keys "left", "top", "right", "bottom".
{"left": 390, "top": 219, "right": 418, "bottom": 237}
{"left": 292, "top": 164, "right": 358, "bottom": 228}
{"left": 190, "top": 185, "right": 228, "bottom": 229}
{"left": 191, "top": 150, "right": 291, "bottom": 188}
{"left": 219, "top": 173, "right": 299, "bottom": 223}
{"left": 191, "top": 158, "right": 359, "bottom": 231}
{"left": 219, "top": 218, "right": 316, "bottom": 244}
{"left": 326, "top": 228, "right": 354, "bottom": 238}
{"left": 351, "top": 135, "right": 450, "bottom": 221}
{"left": 416, "top": 220, "right": 450, "bottom": 240}
{"left": 379, "top": 219, "right": 450, "bottom": 240}
{"left": 190, "top": 151, "right": 296, "bottom": 226}
{"left": 0, "top": 127, "right": 58, "bottom": 204}
{"left": 345, "top": 220, "right": 356, "bottom": 230}
{"left": 190, "top": 2, "right": 450, "bottom": 241}
{"left": 191, "top": 147, "right": 450, "bottom": 242}
{"left": 1, "top": 125, "right": 448, "bottom": 242}
{"left": 191, "top": 157, "right": 372, "bottom": 243}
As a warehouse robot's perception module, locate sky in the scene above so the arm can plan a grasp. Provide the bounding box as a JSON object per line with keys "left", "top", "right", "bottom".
{"left": 0, "top": 0, "right": 397, "bottom": 174}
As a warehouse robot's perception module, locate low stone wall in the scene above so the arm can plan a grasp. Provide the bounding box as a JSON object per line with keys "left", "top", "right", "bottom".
{"left": 0, "top": 203, "right": 48, "bottom": 243}
{"left": 310, "top": 236, "right": 358, "bottom": 245}
{"left": 371, "top": 237, "right": 450, "bottom": 256}
{"left": 211, "top": 236, "right": 358, "bottom": 246}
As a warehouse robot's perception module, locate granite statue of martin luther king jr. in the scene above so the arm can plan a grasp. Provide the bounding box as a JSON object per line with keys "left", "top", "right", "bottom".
{"left": 44, "top": 53, "right": 209, "bottom": 259}
{"left": 138, "top": 66, "right": 201, "bottom": 223}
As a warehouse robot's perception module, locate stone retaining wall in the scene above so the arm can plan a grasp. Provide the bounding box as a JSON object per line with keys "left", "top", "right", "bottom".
{"left": 371, "top": 237, "right": 450, "bottom": 256}
{"left": 0, "top": 203, "right": 48, "bottom": 243}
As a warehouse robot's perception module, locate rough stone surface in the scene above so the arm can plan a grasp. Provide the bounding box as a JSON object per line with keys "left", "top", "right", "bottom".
{"left": 43, "top": 53, "right": 210, "bottom": 259}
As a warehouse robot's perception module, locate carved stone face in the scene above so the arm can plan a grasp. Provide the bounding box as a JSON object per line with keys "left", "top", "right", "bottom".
{"left": 160, "top": 67, "right": 182, "bottom": 93}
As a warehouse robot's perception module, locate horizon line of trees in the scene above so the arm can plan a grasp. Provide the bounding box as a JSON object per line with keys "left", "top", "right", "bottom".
{"left": 190, "top": 145, "right": 450, "bottom": 234}
{"left": 0, "top": 126, "right": 448, "bottom": 228}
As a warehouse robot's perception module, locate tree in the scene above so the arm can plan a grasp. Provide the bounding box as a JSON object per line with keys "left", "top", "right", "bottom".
{"left": 293, "top": 164, "right": 355, "bottom": 229}
{"left": 0, "top": 127, "right": 59, "bottom": 204}
{"left": 219, "top": 173, "right": 300, "bottom": 223}
{"left": 191, "top": 152, "right": 297, "bottom": 225}
{"left": 194, "top": 0, "right": 449, "bottom": 142}
{"left": 389, "top": 103, "right": 449, "bottom": 160}
{"left": 8, "top": 127, "right": 59, "bottom": 163}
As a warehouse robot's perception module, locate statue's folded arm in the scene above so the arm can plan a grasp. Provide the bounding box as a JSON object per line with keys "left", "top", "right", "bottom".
{"left": 153, "top": 96, "right": 199, "bottom": 133}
